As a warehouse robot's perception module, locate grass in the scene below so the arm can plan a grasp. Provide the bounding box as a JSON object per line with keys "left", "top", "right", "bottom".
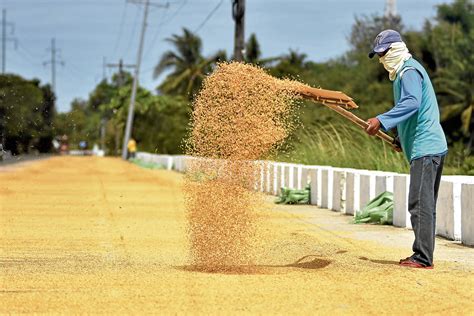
{"left": 277, "top": 123, "right": 474, "bottom": 175}
{"left": 277, "top": 123, "right": 410, "bottom": 174}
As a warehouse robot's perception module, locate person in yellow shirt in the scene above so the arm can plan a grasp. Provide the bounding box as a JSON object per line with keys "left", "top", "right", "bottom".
{"left": 127, "top": 138, "right": 137, "bottom": 159}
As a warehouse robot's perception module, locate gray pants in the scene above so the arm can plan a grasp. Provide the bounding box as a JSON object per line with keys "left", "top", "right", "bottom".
{"left": 408, "top": 155, "right": 445, "bottom": 267}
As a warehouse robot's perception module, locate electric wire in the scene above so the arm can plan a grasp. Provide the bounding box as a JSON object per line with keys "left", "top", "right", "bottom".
{"left": 111, "top": 1, "right": 129, "bottom": 60}
{"left": 194, "top": 0, "right": 224, "bottom": 34}
{"left": 124, "top": 4, "right": 142, "bottom": 58}
{"left": 142, "top": 3, "right": 170, "bottom": 60}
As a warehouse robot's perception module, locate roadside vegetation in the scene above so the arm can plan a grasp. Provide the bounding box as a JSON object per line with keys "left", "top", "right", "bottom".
{"left": 1, "top": 0, "right": 472, "bottom": 174}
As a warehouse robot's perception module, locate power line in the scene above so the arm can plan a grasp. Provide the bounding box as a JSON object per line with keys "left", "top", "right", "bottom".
{"left": 122, "top": 0, "right": 169, "bottom": 160}
{"left": 17, "top": 42, "right": 47, "bottom": 60}
{"left": 143, "top": 0, "right": 191, "bottom": 64}
{"left": 43, "top": 38, "right": 64, "bottom": 93}
{"left": 15, "top": 47, "right": 40, "bottom": 68}
{"left": 124, "top": 4, "right": 142, "bottom": 57}
{"left": 194, "top": 0, "right": 224, "bottom": 34}
{"left": 157, "top": 0, "right": 187, "bottom": 26}
{"left": 2, "top": 0, "right": 123, "bottom": 6}
{"left": 2, "top": 9, "right": 18, "bottom": 73}
{"left": 66, "top": 60, "right": 89, "bottom": 79}
{"left": 142, "top": 1, "right": 171, "bottom": 59}
{"left": 111, "top": 1, "right": 129, "bottom": 60}
{"left": 141, "top": 0, "right": 186, "bottom": 74}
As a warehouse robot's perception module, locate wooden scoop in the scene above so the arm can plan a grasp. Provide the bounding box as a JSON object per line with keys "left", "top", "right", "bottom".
{"left": 296, "top": 85, "right": 397, "bottom": 150}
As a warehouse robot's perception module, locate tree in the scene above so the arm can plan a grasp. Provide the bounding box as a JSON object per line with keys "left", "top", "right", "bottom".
{"left": 245, "top": 33, "right": 261, "bottom": 64}
{"left": 437, "top": 0, "right": 474, "bottom": 33}
{"left": 94, "top": 80, "right": 190, "bottom": 155}
{"left": 349, "top": 14, "right": 404, "bottom": 55}
{"left": 244, "top": 33, "right": 279, "bottom": 66}
{"left": 153, "top": 28, "right": 225, "bottom": 100}
{"left": 270, "top": 49, "right": 308, "bottom": 78}
{"left": 430, "top": 0, "right": 474, "bottom": 153}
{"left": 37, "top": 83, "right": 56, "bottom": 153}
{"left": 0, "top": 74, "right": 54, "bottom": 155}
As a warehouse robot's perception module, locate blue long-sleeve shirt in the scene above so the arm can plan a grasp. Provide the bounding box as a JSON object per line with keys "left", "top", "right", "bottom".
{"left": 377, "top": 69, "right": 422, "bottom": 131}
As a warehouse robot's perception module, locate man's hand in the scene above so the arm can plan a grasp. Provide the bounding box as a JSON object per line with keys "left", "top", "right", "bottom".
{"left": 365, "top": 117, "right": 381, "bottom": 136}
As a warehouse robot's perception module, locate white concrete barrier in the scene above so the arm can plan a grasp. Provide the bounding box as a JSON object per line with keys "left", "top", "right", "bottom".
{"left": 436, "top": 181, "right": 459, "bottom": 240}
{"left": 256, "top": 161, "right": 266, "bottom": 192}
{"left": 276, "top": 163, "right": 284, "bottom": 195}
{"left": 393, "top": 174, "right": 411, "bottom": 228}
{"left": 321, "top": 169, "right": 330, "bottom": 209}
{"left": 282, "top": 164, "right": 289, "bottom": 189}
{"left": 136, "top": 152, "right": 474, "bottom": 243}
{"left": 273, "top": 163, "right": 280, "bottom": 196}
{"left": 300, "top": 167, "right": 309, "bottom": 190}
{"left": 461, "top": 183, "right": 474, "bottom": 246}
{"left": 292, "top": 164, "right": 299, "bottom": 189}
{"left": 345, "top": 170, "right": 358, "bottom": 216}
{"left": 332, "top": 169, "right": 346, "bottom": 212}
{"left": 265, "top": 162, "right": 273, "bottom": 194}
{"left": 359, "top": 173, "right": 372, "bottom": 210}
{"left": 309, "top": 167, "right": 318, "bottom": 206}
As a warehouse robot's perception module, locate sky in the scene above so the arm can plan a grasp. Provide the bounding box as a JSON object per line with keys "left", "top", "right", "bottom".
{"left": 1, "top": 0, "right": 452, "bottom": 112}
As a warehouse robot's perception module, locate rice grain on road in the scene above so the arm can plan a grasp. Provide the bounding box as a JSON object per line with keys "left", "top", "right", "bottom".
{"left": 1, "top": 157, "right": 473, "bottom": 314}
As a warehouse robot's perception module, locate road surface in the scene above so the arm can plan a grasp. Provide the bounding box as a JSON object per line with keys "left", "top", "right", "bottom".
{"left": 1, "top": 157, "right": 473, "bottom": 314}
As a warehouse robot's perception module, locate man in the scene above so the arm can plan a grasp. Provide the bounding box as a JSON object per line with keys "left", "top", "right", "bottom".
{"left": 127, "top": 138, "right": 137, "bottom": 160}
{"left": 365, "top": 29, "right": 448, "bottom": 269}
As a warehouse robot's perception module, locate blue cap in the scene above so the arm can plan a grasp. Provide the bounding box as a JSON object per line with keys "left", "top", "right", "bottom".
{"left": 368, "top": 29, "right": 402, "bottom": 58}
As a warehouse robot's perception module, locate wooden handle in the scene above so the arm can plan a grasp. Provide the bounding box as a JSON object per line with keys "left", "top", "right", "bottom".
{"left": 323, "top": 103, "right": 395, "bottom": 146}
{"left": 297, "top": 85, "right": 358, "bottom": 109}
{"left": 295, "top": 85, "right": 396, "bottom": 149}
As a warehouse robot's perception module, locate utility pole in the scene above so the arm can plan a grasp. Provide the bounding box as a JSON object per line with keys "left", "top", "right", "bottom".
{"left": 43, "top": 38, "right": 64, "bottom": 94}
{"left": 107, "top": 59, "right": 136, "bottom": 86}
{"left": 384, "top": 0, "right": 397, "bottom": 18}
{"left": 105, "top": 58, "right": 136, "bottom": 154}
{"left": 384, "top": 0, "right": 400, "bottom": 27}
{"left": 1, "top": 9, "right": 18, "bottom": 74}
{"left": 232, "top": 0, "right": 245, "bottom": 61}
{"left": 121, "top": 0, "right": 169, "bottom": 160}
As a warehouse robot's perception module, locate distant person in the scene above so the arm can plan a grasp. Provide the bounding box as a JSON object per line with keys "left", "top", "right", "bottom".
{"left": 60, "top": 135, "right": 69, "bottom": 155}
{"left": 79, "top": 140, "right": 88, "bottom": 155}
{"left": 127, "top": 138, "right": 137, "bottom": 159}
{"left": 365, "top": 30, "right": 448, "bottom": 269}
{"left": 79, "top": 140, "right": 87, "bottom": 150}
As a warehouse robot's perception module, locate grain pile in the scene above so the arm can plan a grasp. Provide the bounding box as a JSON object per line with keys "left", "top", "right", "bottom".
{"left": 184, "top": 62, "right": 303, "bottom": 271}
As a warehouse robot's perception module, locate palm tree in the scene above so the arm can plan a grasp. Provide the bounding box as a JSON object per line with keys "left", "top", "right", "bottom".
{"left": 153, "top": 28, "right": 225, "bottom": 99}
{"left": 430, "top": 3, "right": 474, "bottom": 153}
{"left": 245, "top": 33, "right": 261, "bottom": 64}
{"left": 244, "top": 33, "right": 279, "bottom": 66}
{"left": 270, "top": 49, "right": 308, "bottom": 78}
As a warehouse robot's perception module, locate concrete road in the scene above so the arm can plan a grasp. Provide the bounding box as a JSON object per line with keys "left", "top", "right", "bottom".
{"left": 1, "top": 157, "right": 473, "bottom": 314}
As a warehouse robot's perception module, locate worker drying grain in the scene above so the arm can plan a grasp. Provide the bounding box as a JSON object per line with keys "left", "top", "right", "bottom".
{"left": 365, "top": 30, "right": 448, "bottom": 269}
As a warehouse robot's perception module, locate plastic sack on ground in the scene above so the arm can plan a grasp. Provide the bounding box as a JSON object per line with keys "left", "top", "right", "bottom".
{"left": 354, "top": 191, "right": 393, "bottom": 225}
{"left": 275, "top": 185, "right": 310, "bottom": 205}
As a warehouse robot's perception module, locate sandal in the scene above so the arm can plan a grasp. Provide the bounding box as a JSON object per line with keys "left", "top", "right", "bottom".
{"left": 399, "top": 258, "right": 433, "bottom": 269}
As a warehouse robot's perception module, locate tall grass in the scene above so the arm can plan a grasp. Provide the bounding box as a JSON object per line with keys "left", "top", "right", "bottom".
{"left": 278, "top": 123, "right": 409, "bottom": 173}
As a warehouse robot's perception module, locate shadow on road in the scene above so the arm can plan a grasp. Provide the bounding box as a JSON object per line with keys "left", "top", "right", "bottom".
{"left": 175, "top": 255, "right": 332, "bottom": 275}
{"left": 359, "top": 256, "right": 399, "bottom": 266}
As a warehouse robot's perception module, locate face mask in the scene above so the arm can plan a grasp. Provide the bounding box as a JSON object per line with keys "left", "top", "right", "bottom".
{"left": 379, "top": 42, "right": 412, "bottom": 81}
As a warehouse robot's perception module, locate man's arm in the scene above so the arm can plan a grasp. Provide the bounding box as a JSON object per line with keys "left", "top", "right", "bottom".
{"left": 366, "top": 69, "right": 423, "bottom": 135}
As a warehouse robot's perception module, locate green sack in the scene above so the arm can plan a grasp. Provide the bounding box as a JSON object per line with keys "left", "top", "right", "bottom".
{"left": 354, "top": 191, "right": 394, "bottom": 225}
{"left": 275, "top": 184, "right": 310, "bottom": 205}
